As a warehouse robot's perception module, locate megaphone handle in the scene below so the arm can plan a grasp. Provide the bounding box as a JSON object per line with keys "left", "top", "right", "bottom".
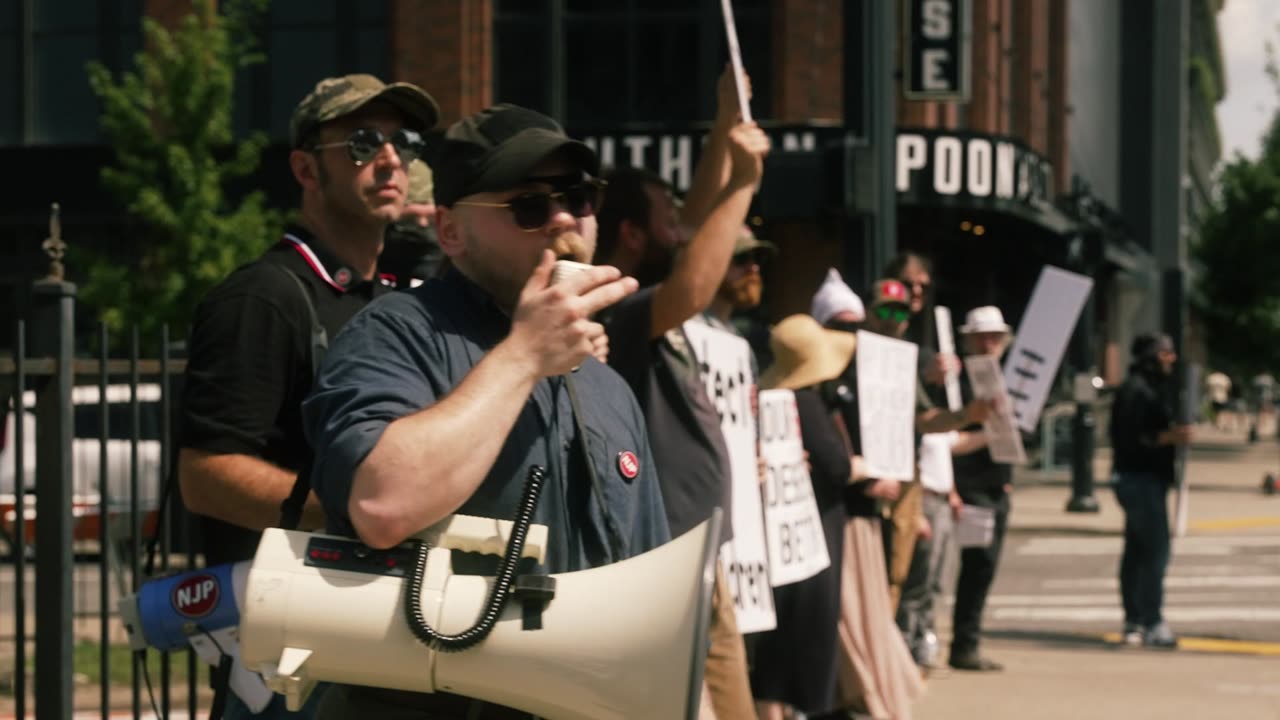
{"left": 404, "top": 464, "right": 548, "bottom": 653}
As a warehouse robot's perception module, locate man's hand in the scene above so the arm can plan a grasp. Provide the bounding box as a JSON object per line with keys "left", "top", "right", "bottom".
{"left": 591, "top": 332, "right": 610, "bottom": 363}
{"left": 949, "top": 489, "right": 964, "bottom": 519}
{"left": 1162, "top": 424, "right": 1195, "bottom": 446}
{"left": 918, "top": 514, "right": 933, "bottom": 541}
{"left": 726, "top": 122, "right": 771, "bottom": 190}
{"left": 509, "top": 251, "right": 637, "bottom": 377}
{"left": 924, "top": 352, "right": 962, "bottom": 386}
{"left": 866, "top": 478, "right": 901, "bottom": 501}
{"left": 963, "top": 398, "right": 993, "bottom": 426}
{"left": 716, "top": 64, "right": 752, "bottom": 125}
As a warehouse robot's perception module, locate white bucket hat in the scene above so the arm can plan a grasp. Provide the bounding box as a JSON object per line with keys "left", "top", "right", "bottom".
{"left": 959, "top": 305, "right": 1012, "bottom": 335}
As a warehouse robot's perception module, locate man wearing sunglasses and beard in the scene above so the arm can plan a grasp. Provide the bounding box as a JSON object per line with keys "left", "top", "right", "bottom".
{"left": 698, "top": 227, "right": 776, "bottom": 354}
{"left": 301, "top": 104, "right": 670, "bottom": 718}
{"left": 178, "top": 74, "right": 438, "bottom": 719}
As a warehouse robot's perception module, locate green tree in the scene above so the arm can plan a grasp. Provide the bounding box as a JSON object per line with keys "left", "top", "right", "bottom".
{"left": 1193, "top": 117, "right": 1280, "bottom": 379}
{"left": 82, "top": 0, "right": 278, "bottom": 344}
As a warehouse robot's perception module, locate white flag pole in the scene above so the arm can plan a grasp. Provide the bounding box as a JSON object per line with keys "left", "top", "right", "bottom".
{"left": 720, "top": 0, "right": 753, "bottom": 123}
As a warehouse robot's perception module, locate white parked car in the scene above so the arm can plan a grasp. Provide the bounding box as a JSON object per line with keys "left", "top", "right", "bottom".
{"left": 1, "top": 384, "right": 165, "bottom": 545}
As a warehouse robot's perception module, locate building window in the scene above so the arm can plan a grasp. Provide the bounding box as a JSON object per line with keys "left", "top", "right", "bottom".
{"left": 495, "top": 0, "right": 771, "bottom": 130}
{"left": 9, "top": 0, "right": 141, "bottom": 145}
{"left": 234, "top": 0, "right": 389, "bottom": 140}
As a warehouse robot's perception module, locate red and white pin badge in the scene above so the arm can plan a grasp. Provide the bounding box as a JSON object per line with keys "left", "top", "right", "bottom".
{"left": 617, "top": 451, "right": 639, "bottom": 480}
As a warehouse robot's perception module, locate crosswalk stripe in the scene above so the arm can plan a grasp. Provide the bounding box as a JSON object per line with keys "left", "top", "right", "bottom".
{"left": 992, "top": 606, "right": 1280, "bottom": 622}
{"left": 1017, "top": 535, "right": 1280, "bottom": 556}
{"left": 976, "top": 592, "right": 1247, "bottom": 606}
{"left": 1041, "top": 575, "right": 1280, "bottom": 590}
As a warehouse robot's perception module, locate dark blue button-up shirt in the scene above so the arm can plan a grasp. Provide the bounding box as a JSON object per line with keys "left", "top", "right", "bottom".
{"left": 302, "top": 269, "right": 670, "bottom": 572}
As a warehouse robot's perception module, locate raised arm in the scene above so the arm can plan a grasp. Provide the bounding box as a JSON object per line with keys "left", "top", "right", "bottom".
{"left": 647, "top": 122, "right": 770, "bottom": 339}
{"left": 679, "top": 66, "right": 748, "bottom": 229}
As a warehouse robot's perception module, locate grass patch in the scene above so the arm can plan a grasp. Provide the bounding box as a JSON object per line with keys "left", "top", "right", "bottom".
{"left": 2, "top": 641, "right": 209, "bottom": 694}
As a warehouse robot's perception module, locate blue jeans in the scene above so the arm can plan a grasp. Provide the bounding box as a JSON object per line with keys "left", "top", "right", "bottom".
{"left": 1111, "top": 473, "right": 1171, "bottom": 627}
{"left": 224, "top": 685, "right": 326, "bottom": 720}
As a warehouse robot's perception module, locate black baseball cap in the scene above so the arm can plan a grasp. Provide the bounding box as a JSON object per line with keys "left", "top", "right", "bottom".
{"left": 433, "top": 104, "right": 599, "bottom": 207}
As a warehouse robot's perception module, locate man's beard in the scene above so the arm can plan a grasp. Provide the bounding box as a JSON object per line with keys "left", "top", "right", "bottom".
{"left": 720, "top": 273, "right": 763, "bottom": 309}
{"left": 633, "top": 240, "right": 674, "bottom": 288}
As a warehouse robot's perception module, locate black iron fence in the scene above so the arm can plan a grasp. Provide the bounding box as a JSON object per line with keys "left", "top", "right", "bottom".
{"left": 2, "top": 276, "right": 207, "bottom": 718}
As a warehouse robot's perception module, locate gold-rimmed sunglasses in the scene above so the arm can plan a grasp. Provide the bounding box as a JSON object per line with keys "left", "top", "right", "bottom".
{"left": 454, "top": 179, "right": 606, "bottom": 231}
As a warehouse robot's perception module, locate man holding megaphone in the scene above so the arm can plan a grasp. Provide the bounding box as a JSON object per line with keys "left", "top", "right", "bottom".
{"left": 299, "top": 104, "right": 672, "bottom": 717}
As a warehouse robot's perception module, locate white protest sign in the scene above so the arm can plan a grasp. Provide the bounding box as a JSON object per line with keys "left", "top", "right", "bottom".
{"left": 935, "top": 306, "right": 963, "bottom": 411}
{"left": 758, "top": 389, "right": 830, "bottom": 587}
{"left": 956, "top": 504, "right": 996, "bottom": 548}
{"left": 1004, "top": 266, "right": 1094, "bottom": 432}
{"left": 719, "top": 0, "right": 753, "bottom": 123}
{"left": 683, "top": 320, "right": 775, "bottom": 632}
{"left": 965, "top": 354, "right": 1027, "bottom": 464}
{"left": 918, "top": 431, "right": 957, "bottom": 494}
{"left": 855, "top": 330, "right": 918, "bottom": 480}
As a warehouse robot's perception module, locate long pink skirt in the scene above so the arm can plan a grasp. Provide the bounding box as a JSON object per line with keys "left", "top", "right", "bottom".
{"left": 834, "top": 516, "right": 924, "bottom": 719}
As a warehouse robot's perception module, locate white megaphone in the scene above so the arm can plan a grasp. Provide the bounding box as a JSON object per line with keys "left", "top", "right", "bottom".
{"left": 239, "top": 509, "right": 721, "bottom": 720}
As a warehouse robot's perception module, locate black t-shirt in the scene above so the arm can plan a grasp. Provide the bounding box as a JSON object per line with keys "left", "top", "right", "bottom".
{"left": 180, "top": 225, "right": 388, "bottom": 565}
{"left": 605, "top": 288, "right": 734, "bottom": 542}
{"left": 951, "top": 371, "right": 1013, "bottom": 501}
{"left": 1109, "top": 366, "right": 1177, "bottom": 483}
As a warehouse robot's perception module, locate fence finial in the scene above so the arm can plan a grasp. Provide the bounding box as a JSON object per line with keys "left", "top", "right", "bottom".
{"left": 41, "top": 202, "right": 66, "bottom": 282}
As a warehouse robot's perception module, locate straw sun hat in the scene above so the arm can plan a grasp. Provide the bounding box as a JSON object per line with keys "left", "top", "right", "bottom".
{"left": 760, "top": 314, "right": 858, "bottom": 391}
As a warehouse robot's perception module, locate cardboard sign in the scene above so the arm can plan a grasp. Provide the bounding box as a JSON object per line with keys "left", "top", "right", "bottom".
{"left": 955, "top": 504, "right": 996, "bottom": 548}
{"left": 758, "top": 390, "right": 831, "bottom": 587}
{"left": 964, "top": 354, "right": 1026, "bottom": 464}
{"left": 682, "top": 320, "right": 776, "bottom": 632}
{"left": 1004, "top": 266, "right": 1094, "bottom": 432}
{"left": 855, "top": 330, "right": 919, "bottom": 480}
{"left": 935, "top": 306, "right": 963, "bottom": 411}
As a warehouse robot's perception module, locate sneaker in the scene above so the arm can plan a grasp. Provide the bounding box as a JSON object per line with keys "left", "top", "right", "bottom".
{"left": 1143, "top": 621, "right": 1178, "bottom": 648}
{"left": 949, "top": 652, "right": 1004, "bottom": 672}
{"left": 1122, "top": 622, "right": 1144, "bottom": 647}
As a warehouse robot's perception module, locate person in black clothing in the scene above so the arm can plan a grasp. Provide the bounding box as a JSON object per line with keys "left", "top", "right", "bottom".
{"left": 751, "top": 314, "right": 856, "bottom": 719}
{"left": 178, "top": 74, "right": 438, "bottom": 719}
{"left": 596, "top": 68, "right": 770, "bottom": 720}
{"left": 379, "top": 159, "right": 445, "bottom": 289}
{"left": 949, "top": 305, "right": 1016, "bottom": 672}
{"left": 1109, "top": 332, "right": 1193, "bottom": 648}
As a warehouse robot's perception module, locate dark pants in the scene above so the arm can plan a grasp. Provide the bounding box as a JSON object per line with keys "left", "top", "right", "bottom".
{"left": 950, "top": 492, "right": 1009, "bottom": 659}
{"left": 1111, "top": 473, "right": 1171, "bottom": 627}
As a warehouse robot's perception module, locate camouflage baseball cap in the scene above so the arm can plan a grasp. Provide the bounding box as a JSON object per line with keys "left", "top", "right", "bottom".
{"left": 290, "top": 74, "right": 440, "bottom": 148}
{"left": 406, "top": 160, "right": 435, "bottom": 205}
{"left": 732, "top": 224, "right": 777, "bottom": 257}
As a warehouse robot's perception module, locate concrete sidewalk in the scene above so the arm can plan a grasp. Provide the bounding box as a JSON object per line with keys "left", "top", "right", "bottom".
{"left": 916, "top": 425, "right": 1280, "bottom": 720}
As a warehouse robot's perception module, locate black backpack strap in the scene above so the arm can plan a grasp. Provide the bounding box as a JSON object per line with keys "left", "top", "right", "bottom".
{"left": 275, "top": 265, "right": 329, "bottom": 530}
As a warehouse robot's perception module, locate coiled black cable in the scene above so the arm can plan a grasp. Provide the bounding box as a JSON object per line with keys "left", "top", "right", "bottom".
{"left": 403, "top": 464, "right": 548, "bottom": 652}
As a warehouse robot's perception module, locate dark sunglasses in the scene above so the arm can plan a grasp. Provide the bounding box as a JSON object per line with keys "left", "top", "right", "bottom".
{"left": 901, "top": 278, "right": 932, "bottom": 294}
{"left": 874, "top": 305, "right": 911, "bottom": 323}
{"left": 732, "top": 249, "right": 770, "bottom": 268}
{"left": 454, "top": 180, "right": 606, "bottom": 231}
{"left": 311, "top": 127, "right": 425, "bottom": 166}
